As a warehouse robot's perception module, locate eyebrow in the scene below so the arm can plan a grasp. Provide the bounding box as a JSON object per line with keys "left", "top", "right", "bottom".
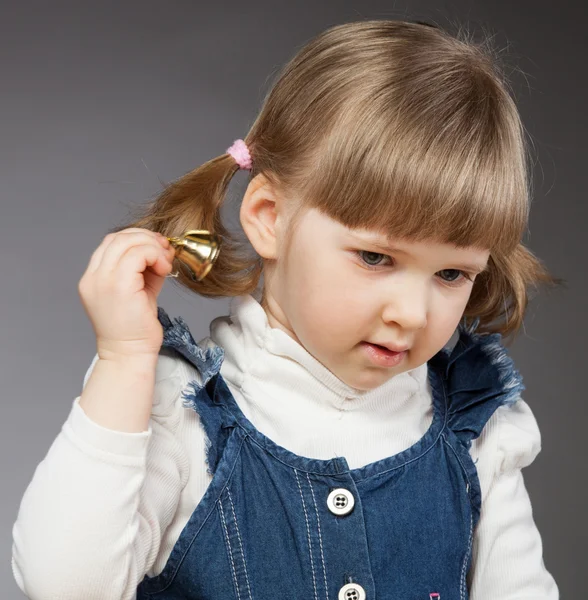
{"left": 347, "top": 234, "right": 489, "bottom": 273}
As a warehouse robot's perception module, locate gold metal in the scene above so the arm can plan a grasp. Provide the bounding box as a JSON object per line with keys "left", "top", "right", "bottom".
{"left": 165, "top": 230, "right": 221, "bottom": 281}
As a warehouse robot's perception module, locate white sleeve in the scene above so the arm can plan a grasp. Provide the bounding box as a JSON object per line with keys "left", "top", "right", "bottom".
{"left": 11, "top": 349, "right": 194, "bottom": 600}
{"left": 467, "top": 398, "right": 560, "bottom": 599}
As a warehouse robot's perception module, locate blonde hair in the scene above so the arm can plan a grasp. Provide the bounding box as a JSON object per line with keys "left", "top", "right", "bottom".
{"left": 112, "top": 19, "right": 564, "bottom": 342}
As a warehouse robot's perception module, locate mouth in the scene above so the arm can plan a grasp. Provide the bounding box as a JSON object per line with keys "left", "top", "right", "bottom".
{"left": 368, "top": 341, "right": 410, "bottom": 353}
{"left": 361, "top": 341, "right": 408, "bottom": 366}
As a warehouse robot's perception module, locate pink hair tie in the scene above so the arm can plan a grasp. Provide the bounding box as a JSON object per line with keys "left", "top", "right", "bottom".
{"left": 226, "top": 139, "right": 252, "bottom": 170}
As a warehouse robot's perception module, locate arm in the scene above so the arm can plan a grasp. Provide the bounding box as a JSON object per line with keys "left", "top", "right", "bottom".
{"left": 467, "top": 399, "right": 559, "bottom": 599}
{"left": 11, "top": 350, "right": 192, "bottom": 600}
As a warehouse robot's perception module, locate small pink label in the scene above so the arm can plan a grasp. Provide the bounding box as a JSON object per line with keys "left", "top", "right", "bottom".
{"left": 430, "top": 594, "right": 440, "bottom": 600}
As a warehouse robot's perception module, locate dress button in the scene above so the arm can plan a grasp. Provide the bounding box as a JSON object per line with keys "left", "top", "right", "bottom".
{"left": 327, "top": 488, "right": 355, "bottom": 516}
{"left": 338, "top": 582, "right": 366, "bottom": 600}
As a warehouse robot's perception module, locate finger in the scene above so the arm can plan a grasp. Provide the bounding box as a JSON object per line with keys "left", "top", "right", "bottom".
{"left": 87, "top": 229, "right": 165, "bottom": 275}
{"left": 98, "top": 231, "right": 168, "bottom": 275}
{"left": 85, "top": 233, "right": 116, "bottom": 275}
{"left": 144, "top": 252, "right": 174, "bottom": 296}
{"left": 118, "top": 244, "right": 172, "bottom": 293}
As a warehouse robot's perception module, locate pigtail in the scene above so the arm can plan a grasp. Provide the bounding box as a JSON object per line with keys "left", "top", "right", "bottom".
{"left": 109, "top": 149, "right": 264, "bottom": 298}
{"left": 463, "top": 243, "right": 565, "bottom": 342}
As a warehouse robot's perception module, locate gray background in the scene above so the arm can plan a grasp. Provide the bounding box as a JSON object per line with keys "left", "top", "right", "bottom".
{"left": 2, "top": 0, "right": 585, "bottom": 597}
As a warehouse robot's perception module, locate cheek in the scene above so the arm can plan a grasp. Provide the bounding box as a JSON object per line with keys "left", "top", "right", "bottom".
{"left": 288, "top": 249, "right": 358, "bottom": 341}
{"left": 426, "top": 297, "right": 470, "bottom": 348}
{"left": 297, "top": 298, "right": 359, "bottom": 356}
{"left": 288, "top": 241, "right": 347, "bottom": 296}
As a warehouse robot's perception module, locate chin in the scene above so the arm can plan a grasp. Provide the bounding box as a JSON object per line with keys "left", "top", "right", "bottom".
{"left": 347, "top": 368, "right": 403, "bottom": 391}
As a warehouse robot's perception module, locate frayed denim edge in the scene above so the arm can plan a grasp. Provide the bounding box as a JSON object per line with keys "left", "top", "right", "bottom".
{"left": 180, "top": 379, "right": 216, "bottom": 476}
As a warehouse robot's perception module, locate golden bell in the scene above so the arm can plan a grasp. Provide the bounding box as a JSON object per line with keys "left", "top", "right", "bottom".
{"left": 166, "top": 230, "right": 221, "bottom": 281}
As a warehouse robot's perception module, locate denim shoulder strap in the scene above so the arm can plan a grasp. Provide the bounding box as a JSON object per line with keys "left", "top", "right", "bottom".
{"left": 429, "top": 318, "right": 526, "bottom": 449}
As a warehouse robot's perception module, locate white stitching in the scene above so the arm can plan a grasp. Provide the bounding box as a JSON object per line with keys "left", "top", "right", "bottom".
{"left": 227, "top": 488, "right": 254, "bottom": 600}
{"left": 295, "top": 469, "right": 319, "bottom": 600}
{"left": 460, "top": 511, "right": 473, "bottom": 600}
{"left": 219, "top": 498, "right": 241, "bottom": 600}
{"left": 306, "top": 472, "right": 329, "bottom": 600}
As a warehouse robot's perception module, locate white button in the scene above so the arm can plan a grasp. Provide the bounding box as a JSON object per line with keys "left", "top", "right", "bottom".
{"left": 338, "top": 582, "right": 366, "bottom": 600}
{"left": 327, "top": 488, "right": 355, "bottom": 516}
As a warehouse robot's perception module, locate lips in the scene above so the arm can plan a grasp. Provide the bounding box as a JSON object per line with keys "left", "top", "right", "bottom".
{"left": 361, "top": 342, "right": 408, "bottom": 367}
{"left": 369, "top": 341, "right": 410, "bottom": 353}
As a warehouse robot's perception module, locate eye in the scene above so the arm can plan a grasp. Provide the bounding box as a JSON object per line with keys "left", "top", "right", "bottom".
{"left": 354, "top": 250, "right": 475, "bottom": 288}
{"left": 436, "top": 269, "right": 474, "bottom": 287}
{"left": 357, "top": 250, "right": 392, "bottom": 268}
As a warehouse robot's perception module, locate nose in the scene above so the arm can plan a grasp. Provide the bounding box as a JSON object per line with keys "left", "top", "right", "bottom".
{"left": 381, "top": 279, "right": 428, "bottom": 331}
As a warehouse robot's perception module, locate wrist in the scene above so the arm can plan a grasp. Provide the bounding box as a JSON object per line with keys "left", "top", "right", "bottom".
{"left": 79, "top": 356, "right": 158, "bottom": 433}
{"left": 97, "top": 351, "right": 159, "bottom": 371}
{"left": 96, "top": 354, "right": 158, "bottom": 383}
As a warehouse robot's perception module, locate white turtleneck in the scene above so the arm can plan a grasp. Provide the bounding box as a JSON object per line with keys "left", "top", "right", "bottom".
{"left": 11, "top": 294, "right": 559, "bottom": 599}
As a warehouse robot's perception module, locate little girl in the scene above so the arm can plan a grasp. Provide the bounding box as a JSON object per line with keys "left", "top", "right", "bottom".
{"left": 12, "top": 19, "right": 561, "bottom": 600}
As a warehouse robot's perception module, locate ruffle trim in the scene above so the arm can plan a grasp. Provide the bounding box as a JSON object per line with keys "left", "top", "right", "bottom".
{"left": 157, "top": 306, "right": 225, "bottom": 389}
{"left": 430, "top": 317, "right": 526, "bottom": 446}
{"left": 157, "top": 306, "right": 229, "bottom": 475}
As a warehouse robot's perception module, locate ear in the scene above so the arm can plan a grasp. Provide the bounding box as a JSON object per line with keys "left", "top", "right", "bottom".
{"left": 239, "top": 173, "right": 286, "bottom": 260}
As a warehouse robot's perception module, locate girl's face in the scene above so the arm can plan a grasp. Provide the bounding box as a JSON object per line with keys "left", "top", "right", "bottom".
{"left": 264, "top": 207, "right": 489, "bottom": 391}
{"left": 241, "top": 177, "right": 490, "bottom": 392}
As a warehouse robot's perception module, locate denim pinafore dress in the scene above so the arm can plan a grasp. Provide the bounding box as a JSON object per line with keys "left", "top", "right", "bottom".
{"left": 136, "top": 306, "right": 524, "bottom": 600}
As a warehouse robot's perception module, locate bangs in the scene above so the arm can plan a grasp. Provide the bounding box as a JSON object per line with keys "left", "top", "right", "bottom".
{"left": 292, "top": 53, "right": 530, "bottom": 254}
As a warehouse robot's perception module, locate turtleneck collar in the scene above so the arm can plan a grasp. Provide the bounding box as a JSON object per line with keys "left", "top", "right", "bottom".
{"left": 207, "top": 294, "right": 430, "bottom": 414}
